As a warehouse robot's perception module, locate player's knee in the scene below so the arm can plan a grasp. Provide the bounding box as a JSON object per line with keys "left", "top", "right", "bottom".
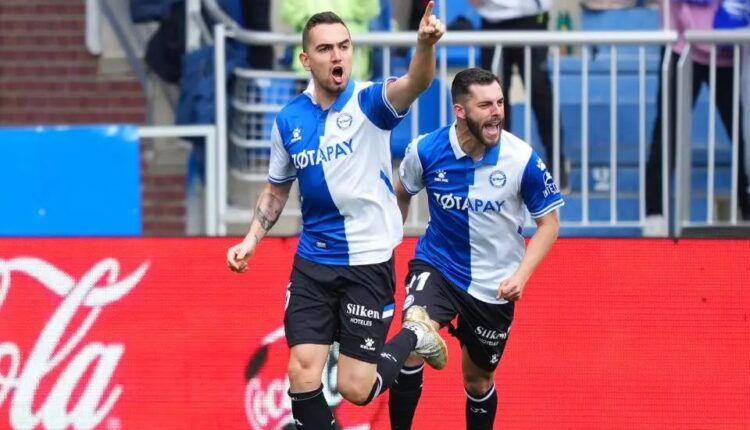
{"left": 463, "top": 375, "right": 494, "bottom": 397}
{"left": 337, "top": 379, "right": 372, "bottom": 406}
{"left": 287, "top": 359, "right": 323, "bottom": 390}
{"left": 463, "top": 364, "right": 494, "bottom": 397}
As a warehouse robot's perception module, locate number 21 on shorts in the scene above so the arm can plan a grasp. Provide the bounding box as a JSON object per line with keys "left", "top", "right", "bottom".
{"left": 406, "top": 272, "right": 430, "bottom": 295}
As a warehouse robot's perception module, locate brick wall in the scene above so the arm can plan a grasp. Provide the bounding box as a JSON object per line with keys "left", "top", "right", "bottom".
{"left": 0, "top": 0, "right": 186, "bottom": 236}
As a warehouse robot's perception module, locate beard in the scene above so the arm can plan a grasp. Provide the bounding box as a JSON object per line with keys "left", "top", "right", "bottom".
{"left": 465, "top": 114, "right": 504, "bottom": 146}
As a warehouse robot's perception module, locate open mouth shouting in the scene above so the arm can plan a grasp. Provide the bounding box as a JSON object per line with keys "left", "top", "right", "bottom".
{"left": 482, "top": 118, "right": 502, "bottom": 143}
{"left": 331, "top": 65, "right": 345, "bottom": 86}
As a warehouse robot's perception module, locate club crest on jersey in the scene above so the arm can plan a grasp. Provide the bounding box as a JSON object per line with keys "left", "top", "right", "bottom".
{"left": 435, "top": 169, "right": 449, "bottom": 183}
{"left": 336, "top": 113, "right": 353, "bottom": 130}
{"left": 489, "top": 170, "right": 507, "bottom": 188}
{"left": 291, "top": 127, "right": 302, "bottom": 143}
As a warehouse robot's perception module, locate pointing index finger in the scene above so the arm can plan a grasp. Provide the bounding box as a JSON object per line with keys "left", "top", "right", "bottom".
{"left": 422, "top": 1, "right": 435, "bottom": 21}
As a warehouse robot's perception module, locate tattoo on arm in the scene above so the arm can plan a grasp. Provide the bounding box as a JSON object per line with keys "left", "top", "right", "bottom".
{"left": 253, "top": 191, "right": 285, "bottom": 231}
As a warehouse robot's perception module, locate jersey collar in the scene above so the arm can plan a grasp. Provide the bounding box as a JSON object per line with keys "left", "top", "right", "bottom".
{"left": 303, "top": 79, "right": 355, "bottom": 112}
{"left": 448, "top": 122, "right": 501, "bottom": 167}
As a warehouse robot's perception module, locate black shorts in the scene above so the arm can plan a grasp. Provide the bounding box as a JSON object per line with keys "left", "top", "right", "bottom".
{"left": 284, "top": 254, "right": 396, "bottom": 363}
{"left": 404, "top": 259, "right": 514, "bottom": 372}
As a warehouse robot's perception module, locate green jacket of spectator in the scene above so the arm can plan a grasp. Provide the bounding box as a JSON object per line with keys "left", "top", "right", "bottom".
{"left": 281, "top": 0, "right": 381, "bottom": 81}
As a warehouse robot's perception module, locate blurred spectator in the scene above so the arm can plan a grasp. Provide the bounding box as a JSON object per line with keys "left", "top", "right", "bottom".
{"left": 136, "top": 0, "right": 185, "bottom": 84}
{"left": 408, "top": 0, "right": 432, "bottom": 30}
{"left": 242, "top": 0, "right": 274, "bottom": 69}
{"left": 469, "top": 0, "right": 568, "bottom": 191}
{"left": 581, "top": 0, "right": 636, "bottom": 10}
{"left": 281, "top": 0, "right": 381, "bottom": 80}
{"left": 643, "top": 0, "right": 750, "bottom": 236}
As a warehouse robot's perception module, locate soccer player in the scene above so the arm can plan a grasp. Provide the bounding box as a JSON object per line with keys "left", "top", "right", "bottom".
{"left": 390, "top": 68, "right": 563, "bottom": 430}
{"left": 226, "top": 4, "right": 447, "bottom": 429}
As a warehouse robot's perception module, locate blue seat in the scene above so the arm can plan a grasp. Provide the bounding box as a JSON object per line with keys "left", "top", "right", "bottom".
{"left": 559, "top": 195, "right": 640, "bottom": 222}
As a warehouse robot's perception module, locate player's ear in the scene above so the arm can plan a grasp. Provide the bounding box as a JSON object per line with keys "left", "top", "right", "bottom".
{"left": 453, "top": 103, "right": 466, "bottom": 120}
{"left": 299, "top": 51, "right": 311, "bottom": 71}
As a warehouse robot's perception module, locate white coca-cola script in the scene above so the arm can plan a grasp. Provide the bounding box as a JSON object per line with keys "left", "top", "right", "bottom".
{"left": 0, "top": 257, "right": 149, "bottom": 430}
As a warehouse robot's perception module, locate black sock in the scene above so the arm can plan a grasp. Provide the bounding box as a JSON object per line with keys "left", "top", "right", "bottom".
{"left": 361, "top": 328, "right": 417, "bottom": 404}
{"left": 389, "top": 363, "right": 424, "bottom": 430}
{"left": 465, "top": 384, "right": 497, "bottom": 430}
{"left": 288, "top": 384, "right": 335, "bottom": 430}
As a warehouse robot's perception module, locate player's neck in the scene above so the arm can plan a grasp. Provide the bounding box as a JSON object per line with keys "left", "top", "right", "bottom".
{"left": 455, "top": 122, "right": 486, "bottom": 162}
{"left": 310, "top": 78, "right": 341, "bottom": 110}
{"left": 313, "top": 88, "right": 337, "bottom": 110}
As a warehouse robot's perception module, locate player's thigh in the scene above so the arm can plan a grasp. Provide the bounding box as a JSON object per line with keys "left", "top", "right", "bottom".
{"left": 455, "top": 295, "right": 514, "bottom": 373}
{"left": 337, "top": 257, "right": 397, "bottom": 364}
{"left": 284, "top": 258, "right": 339, "bottom": 348}
{"left": 403, "top": 259, "right": 457, "bottom": 326}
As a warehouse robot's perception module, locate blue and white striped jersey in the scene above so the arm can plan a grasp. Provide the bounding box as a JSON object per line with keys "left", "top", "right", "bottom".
{"left": 398, "top": 124, "right": 564, "bottom": 303}
{"left": 268, "top": 79, "right": 407, "bottom": 266}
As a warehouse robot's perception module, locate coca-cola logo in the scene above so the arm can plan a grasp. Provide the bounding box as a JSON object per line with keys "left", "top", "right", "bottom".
{"left": 243, "top": 327, "right": 385, "bottom": 430}
{"left": 0, "top": 257, "right": 149, "bottom": 430}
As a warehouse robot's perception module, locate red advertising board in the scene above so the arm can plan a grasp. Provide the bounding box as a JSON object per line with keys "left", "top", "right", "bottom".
{"left": 0, "top": 238, "right": 748, "bottom": 429}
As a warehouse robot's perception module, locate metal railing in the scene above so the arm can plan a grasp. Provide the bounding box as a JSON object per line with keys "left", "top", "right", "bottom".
{"left": 138, "top": 125, "right": 218, "bottom": 236}
{"left": 674, "top": 31, "right": 750, "bottom": 235}
{"left": 212, "top": 23, "right": 676, "bottom": 234}
{"left": 199, "top": 0, "right": 750, "bottom": 237}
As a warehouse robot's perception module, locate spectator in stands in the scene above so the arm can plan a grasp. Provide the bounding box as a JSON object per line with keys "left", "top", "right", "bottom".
{"left": 469, "top": 0, "right": 569, "bottom": 192}
{"left": 408, "top": 0, "right": 432, "bottom": 30}
{"left": 243, "top": 0, "right": 274, "bottom": 69}
{"left": 581, "top": 0, "right": 637, "bottom": 10}
{"left": 644, "top": 0, "right": 750, "bottom": 236}
{"left": 281, "top": 0, "right": 381, "bottom": 80}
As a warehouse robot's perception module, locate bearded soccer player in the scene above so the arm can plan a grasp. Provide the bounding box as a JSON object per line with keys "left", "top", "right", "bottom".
{"left": 227, "top": 4, "right": 448, "bottom": 429}
{"left": 390, "top": 68, "right": 563, "bottom": 430}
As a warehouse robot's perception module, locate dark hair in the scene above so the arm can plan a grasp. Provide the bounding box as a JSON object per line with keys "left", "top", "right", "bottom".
{"left": 451, "top": 68, "right": 502, "bottom": 104}
{"left": 302, "top": 11, "right": 349, "bottom": 52}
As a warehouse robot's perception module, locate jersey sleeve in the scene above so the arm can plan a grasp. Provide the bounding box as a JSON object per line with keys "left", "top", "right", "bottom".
{"left": 358, "top": 77, "right": 409, "bottom": 131}
{"left": 520, "top": 151, "right": 564, "bottom": 218}
{"left": 397, "top": 137, "right": 425, "bottom": 195}
{"left": 267, "top": 120, "right": 297, "bottom": 184}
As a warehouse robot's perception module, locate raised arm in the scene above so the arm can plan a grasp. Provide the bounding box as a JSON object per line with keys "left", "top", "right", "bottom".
{"left": 226, "top": 181, "right": 293, "bottom": 273}
{"left": 385, "top": 1, "right": 445, "bottom": 113}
